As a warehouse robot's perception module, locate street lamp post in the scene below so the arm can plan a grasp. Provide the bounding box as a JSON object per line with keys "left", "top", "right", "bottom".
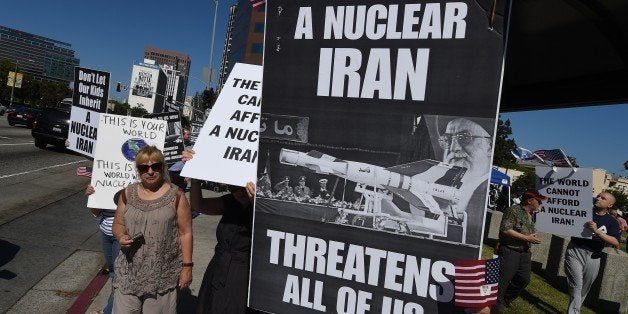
{"left": 9, "top": 59, "right": 34, "bottom": 107}
{"left": 9, "top": 60, "right": 19, "bottom": 107}
{"left": 208, "top": 0, "right": 219, "bottom": 90}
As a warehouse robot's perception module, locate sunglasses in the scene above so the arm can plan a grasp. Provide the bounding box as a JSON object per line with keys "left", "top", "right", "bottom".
{"left": 438, "top": 131, "right": 491, "bottom": 149}
{"left": 137, "top": 163, "right": 163, "bottom": 173}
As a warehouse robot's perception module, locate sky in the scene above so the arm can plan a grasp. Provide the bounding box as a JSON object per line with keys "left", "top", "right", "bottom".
{"left": 501, "top": 103, "right": 627, "bottom": 174}
{"left": 3, "top": 1, "right": 627, "bottom": 173}
{"left": 1, "top": 0, "right": 236, "bottom": 99}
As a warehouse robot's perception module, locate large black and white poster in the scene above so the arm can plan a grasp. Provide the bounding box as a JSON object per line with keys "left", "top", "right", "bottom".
{"left": 250, "top": 1, "right": 507, "bottom": 312}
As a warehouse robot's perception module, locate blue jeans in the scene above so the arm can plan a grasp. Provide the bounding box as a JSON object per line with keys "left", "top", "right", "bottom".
{"left": 101, "top": 231, "right": 120, "bottom": 314}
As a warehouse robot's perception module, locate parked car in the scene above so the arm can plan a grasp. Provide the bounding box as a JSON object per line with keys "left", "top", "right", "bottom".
{"left": 7, "top": 105, "right": 40, "bottom": 128}
{"left": 31, "top": 101, "right": 72, "bottom": 149}
{"left": 0, "top": 102, "right": 6, "bottom": 115}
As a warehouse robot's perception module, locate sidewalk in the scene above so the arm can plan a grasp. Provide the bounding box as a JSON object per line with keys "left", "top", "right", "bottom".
{"left": 8, "top": 190, "right": 222, "bottom": 313}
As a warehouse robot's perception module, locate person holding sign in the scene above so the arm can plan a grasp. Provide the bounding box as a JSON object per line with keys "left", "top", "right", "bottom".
{"left": 565, "top": 191, "right": 620, "bottom": 314}
{"left": 111, "top": 146, "right": 193, "bottom": 313}
{"left": 495, "top": 189, "right": 547, "bottom": 312}
{"left": 182, "top": 149, "right": 257, "bottom": 314}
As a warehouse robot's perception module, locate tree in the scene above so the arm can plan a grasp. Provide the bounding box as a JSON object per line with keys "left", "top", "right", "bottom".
{"left": 492, "top": 116, "right": 518, "bottom": 168}
{"left": 607, "top": 189, "right": 628, "bottom": 211}
{"left": 567, "top": 156, "right": 579, "bottom": 168}
{"left": 624, "top": 160, "right": 628, "bottom": 170}
{"left": 129, "top": 106, "right": 148, "bottom": 117}
{"left": 202, "top": 88, "right": 216, "bottom": 110}
{"left": 511, "top": 168, "right": 536, "bottom": 195}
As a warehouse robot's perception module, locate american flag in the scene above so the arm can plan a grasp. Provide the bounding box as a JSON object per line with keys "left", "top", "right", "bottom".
{"left": 250, "top": 0, "right": 265, "bottom": 8}
{"left": 454, "top": 258, "right": 499, "bottom": 308}
{"left": 76, "top": 166, "right": 93, "bottom": 178}
{"left": 534, "top": 149, "right": 571, "bottom": 167}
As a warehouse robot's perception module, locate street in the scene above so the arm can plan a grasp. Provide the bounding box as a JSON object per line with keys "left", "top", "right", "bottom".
{"left": 0, "top": 116, "right": 97, "bottom": 312}
{"left": 0, "top": 116, "right": 219, "bottom": 312}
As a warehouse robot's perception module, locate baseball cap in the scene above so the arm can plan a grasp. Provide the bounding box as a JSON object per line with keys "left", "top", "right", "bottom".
{"left": 521, "top": 189, "right": 548, "bottom": 203}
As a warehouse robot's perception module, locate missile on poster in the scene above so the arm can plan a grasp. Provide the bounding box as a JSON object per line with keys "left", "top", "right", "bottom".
{"left": 279, "top": 149, "right": 466, "bottom": 218}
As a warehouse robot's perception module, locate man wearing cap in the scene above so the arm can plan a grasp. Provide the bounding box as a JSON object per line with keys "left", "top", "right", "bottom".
{"left": 314, "top": 178, "right": 331, "bottom": 201}
{"left": 294, "top": 176, "right": 312, "bottom": 200}
{"left": 274, "top": 176, "right": 295, "bottom": 199}
{"left": 565, "top": 191, "right": 620, "bottom": 314}
{"left": 440, "top": 118, "right": 493, "bottom": 246}
{"left": 494, "top": 189, "right": 546, "bottom": 311}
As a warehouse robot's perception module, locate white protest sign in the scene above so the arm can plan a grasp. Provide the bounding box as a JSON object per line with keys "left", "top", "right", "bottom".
{"left": 88, "top": 114, "right": 167, "bottom": 209}
{"left": 536, "top": 167, "right": 594, "bottom": 238}
{"left": 68, "top": 66, "right": 110, "bottom": 157}
{"left": 180, "top": 63, "right": 261, "bottom": 186}
{"left": 68, "top": 106, "right": 99, "bottom": 157}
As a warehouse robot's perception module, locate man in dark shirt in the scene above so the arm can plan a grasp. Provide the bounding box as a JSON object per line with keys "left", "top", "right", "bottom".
{"left": 495, "top": 189, "right": 547, "bottom": 312}
{"left": 565, "top": 191, "right": 620, "bottom": 314}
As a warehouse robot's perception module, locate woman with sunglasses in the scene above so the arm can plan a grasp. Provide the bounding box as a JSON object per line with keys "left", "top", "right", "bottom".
{"left": 181, "top": 149, "right": 258, "bottom": 314}
{"left": 112, "top": 145, "right": 193, "bottom": 313}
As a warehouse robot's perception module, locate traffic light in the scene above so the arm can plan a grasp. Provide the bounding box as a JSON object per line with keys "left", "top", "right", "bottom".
{"left": 116, "top": 82, "right": 122, "bottom": 92}
{"left": 203, "top": 88, "right": 216, "bottom": 109}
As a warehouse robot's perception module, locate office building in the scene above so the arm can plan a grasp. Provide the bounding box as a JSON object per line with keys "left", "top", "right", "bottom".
{"left": 144, "top": 46, "right": 190, "bottom": 96}
{"left": 218, "top": 5, "right": 237, "bottom": 90}
{"left": 0, "top": 25, "right": 79, "bottom": 83}
{"left": 222, "top": 0, "right": 264, "bottom": 87}
{"left": 161, "top": 64, "right": 185, "bottom": 107}
{"left": 127, "top": 59, "right": 168, "bottom": 113}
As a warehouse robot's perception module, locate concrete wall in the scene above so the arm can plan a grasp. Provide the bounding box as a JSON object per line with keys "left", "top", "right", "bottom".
{"left": 484, "top": 210, "right": 628, "bottom": 313}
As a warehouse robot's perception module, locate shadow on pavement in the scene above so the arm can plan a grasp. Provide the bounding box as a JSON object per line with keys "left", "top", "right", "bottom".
{"left": 0, "top": 239, "right": 20, "bottom": 280}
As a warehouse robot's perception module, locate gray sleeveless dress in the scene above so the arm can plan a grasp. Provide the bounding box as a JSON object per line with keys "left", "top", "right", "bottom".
{"left": 113, "top": 182, "right": 182, "bottom": 297}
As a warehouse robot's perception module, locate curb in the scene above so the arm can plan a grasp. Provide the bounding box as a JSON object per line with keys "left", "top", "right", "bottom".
{"left": 67, "top": 271, "right": 108, "bottom": 314}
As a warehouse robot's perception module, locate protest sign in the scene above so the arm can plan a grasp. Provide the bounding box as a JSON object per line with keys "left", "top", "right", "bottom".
{"left": 249, "top": 1, "right": 508, "bottom": 312}
{"left": 68, "top": 67, "right": 109, "bottom": 157}
{"left": 144, "top": 111, "right": 183, "bottom": 165}
{"left": 536, "top": 167, "right": 594, "bottom": 238}
{"left": 87, "top": 114, "right": 166, "bottom": 209}
{"left": 180, "top": 63, "right": 261, "bottom": 187}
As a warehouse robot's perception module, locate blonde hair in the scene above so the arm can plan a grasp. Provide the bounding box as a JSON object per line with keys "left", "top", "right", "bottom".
{"left": 135, "top": 145, "right": 170, "bottom": 183}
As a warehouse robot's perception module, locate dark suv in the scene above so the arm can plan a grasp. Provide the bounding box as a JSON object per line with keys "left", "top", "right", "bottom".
{"left": 31, "top": 100, "right": 72, "bottom": 149}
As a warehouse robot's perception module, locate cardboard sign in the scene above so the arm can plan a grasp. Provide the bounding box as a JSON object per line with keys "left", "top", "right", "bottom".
{"left": 68, "top": 66, "right": 110, "bottom": 157}
{"left": 144, "top": 111, "right": 183, "bottom": 165}
{"left": 88, "top": 114, "right": 166, "bottom": 209}
{"left": 68, "top": 107, "right": 99, "bottom": 157}
{"left": 72, "top": 67, "right": 109, "bottom": 113}
{"left": 180, "top": 63, "right": 262, "bottom": 187}
{"left": 536, "top": 167, "right": 594, "bottom": 238}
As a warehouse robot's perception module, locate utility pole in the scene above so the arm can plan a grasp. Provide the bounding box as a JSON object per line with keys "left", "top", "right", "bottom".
{"left": 9, "top": 60, "right": 18, "bottom": 107}
{"left": 207, "top": 0, "right": 219, "bottom": 90}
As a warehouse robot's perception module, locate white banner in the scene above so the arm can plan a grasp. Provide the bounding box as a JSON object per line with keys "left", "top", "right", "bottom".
{"left": 67, "top": 106, "right": 99, "bottom": 157}
{"left": 88, "top": 114, "right": 166, "bottom": 209}
{"left": 536, "top": 167, "right": 594, "bottom": 238}
{"left": 180, "top": 63, "right": 262, "bottom": 187}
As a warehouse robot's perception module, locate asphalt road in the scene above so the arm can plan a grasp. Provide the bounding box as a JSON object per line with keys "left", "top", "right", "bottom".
{"left": 0, "top": 116, "right": 99, "bottom": 312}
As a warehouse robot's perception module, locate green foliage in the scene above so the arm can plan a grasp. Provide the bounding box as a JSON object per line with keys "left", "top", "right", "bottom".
{"left": 511, "top": 168, "right": 536, "bottom": 195}
{"left": 567, "top": 156, "right": 579, "bottom": 167}
{"left": 0, "top": 59, "right": 71, "bottom": 106}
{"left": 129, "top": 106, "right": 148, "bottom": 117}
{"left": 110, "top": 100, "right": 130, "bottom": 116}
{"left": 202, "top": 88, "right": 216, "bottom": 110}
{"left": 607, "top": 188, "right": 628, "bottom": 210}
{"left": 493, "top": 116, "right": 518, "bottom": 168}
{"left": 624, "top": 160, "right": 628, "bottom": 170}
{"left": 482, "top": 245, "right": 596, "bottom": 314}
